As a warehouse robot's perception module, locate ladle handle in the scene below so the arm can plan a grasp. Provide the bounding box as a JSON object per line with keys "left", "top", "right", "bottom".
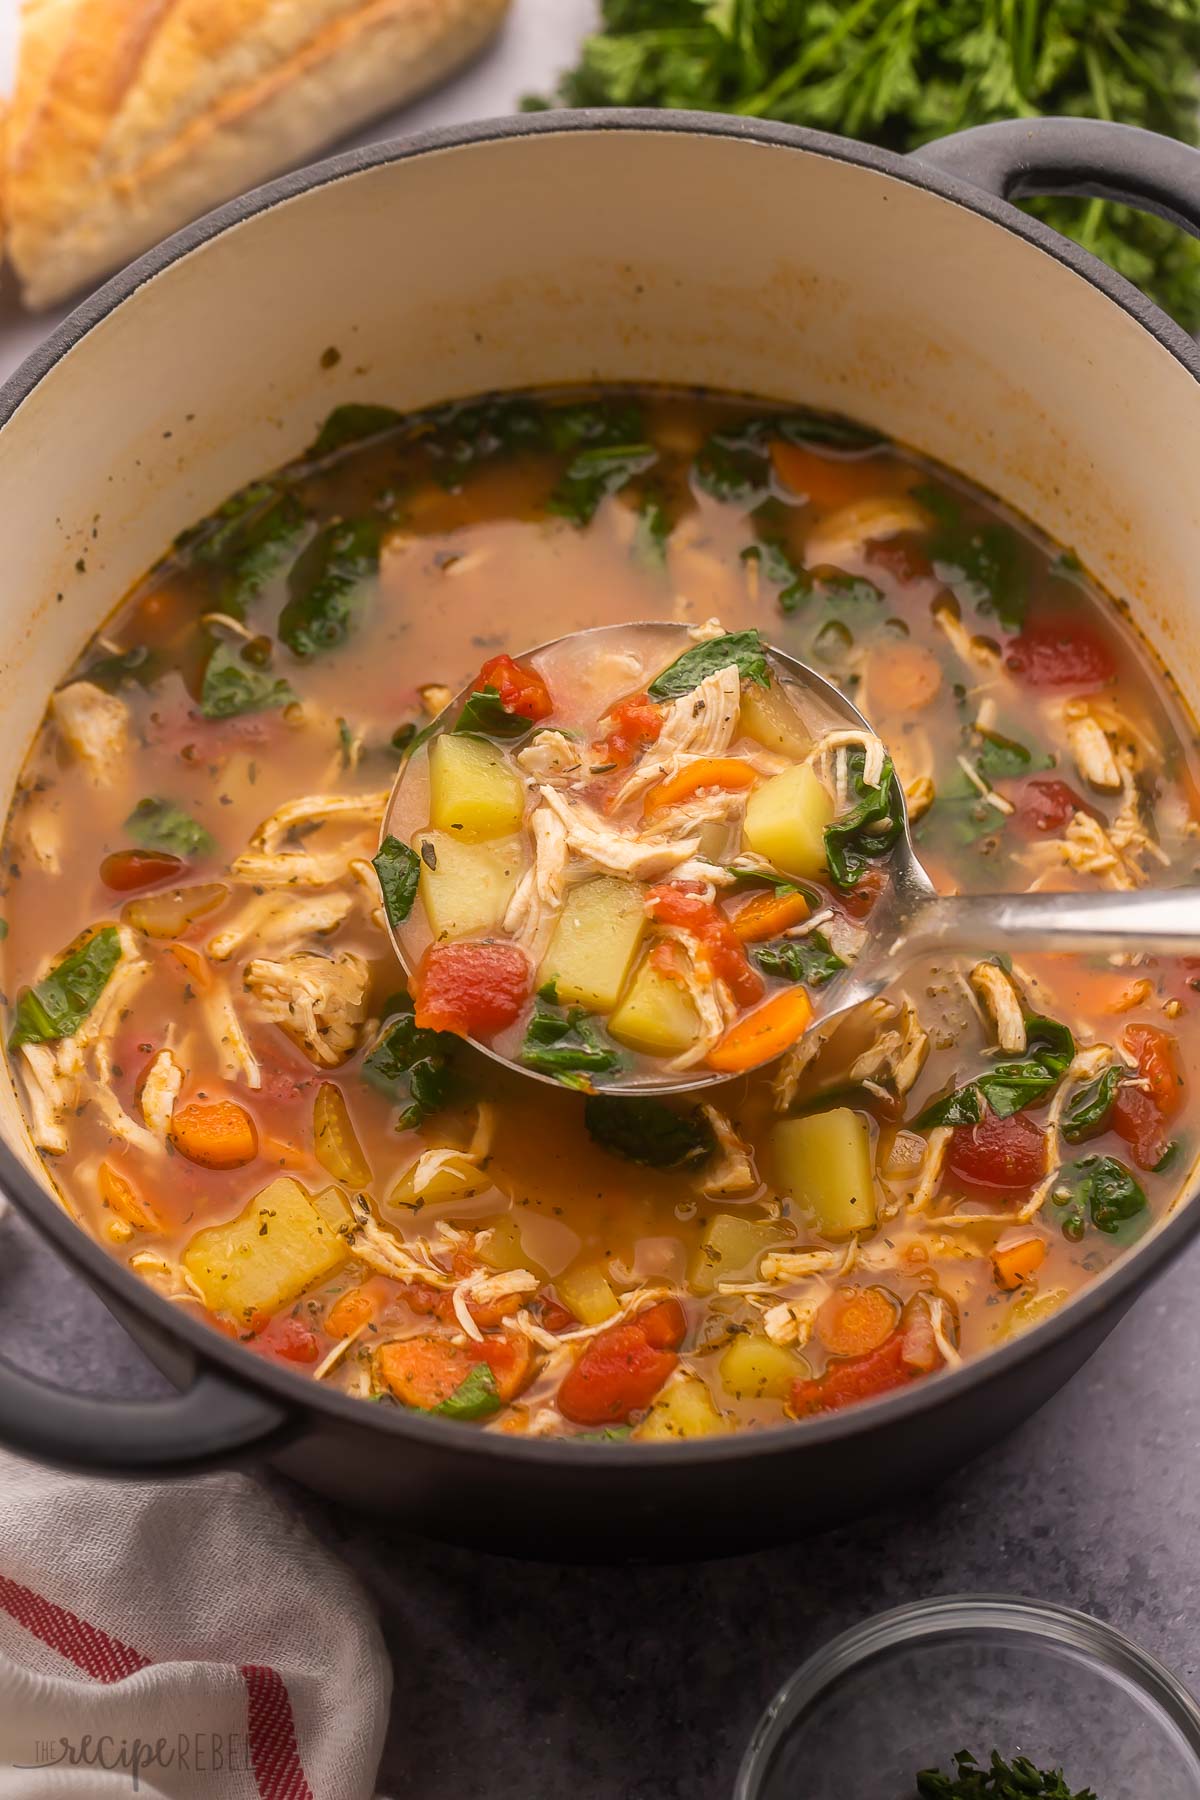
{"left": 901, "top": 887, "right": 1200, "bottom": 961}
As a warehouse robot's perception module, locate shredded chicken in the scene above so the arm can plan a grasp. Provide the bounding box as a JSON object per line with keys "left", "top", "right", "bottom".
{"left": 244, "top": 950, "right": 369, "bottom": 1066}
{"left": 932, "top": 600, "right": 1004, "bottom": 673}
{"left": 140, "top": 1049, "right": 182, "bottom": 1138}
{"left": 761, "top": 1294, "right": 823, "bottom": 1348}
{"left": 348, "top": 856, "right": 386, "bottom": 934}
{"left": 537, "top": 785, "right": 704, "bottom": 883}
{"left": 650, "top": 926, "right": 737, "bottom": 1070}
{"left": 956, "top": 753, "right": 1014, "bottom": 816}
{"left": 208, "top": 891, "right": 353, "bottom": 962}
{"left": 19, "top": 1044, "right": 70, "bottom": 1154}
{"left": 699, "top": 1105, "right": 758, "bottom": 1196}
{"left": 1024, "top": 810, "right": 1145, "bottom": 890}
{"left": 516, "top": 731, "right": 583, "bottom": 783}
{"left": 905, "top": 775, "right": 935, "bottom": 823}
{"left": 503, "top": 804, "right": 570, "bottom": 957}
{"left": 420, "top": 684, "right": 453, "bottom": 717}
{"left": 611, "top": 664, "right": 742, "bottom": 808}
{"left": 846, "top": 998, "right": 930, "bottom": 1096}
{"left": 969, "top": 962, "right": 1027, "bottom": 1054}
{"left": 1063, "top": 701, "right": 1122, "bottom": 792}
{"left": 248, "top": 791, "right": 390, "bottom": 855}
{"left": 809, "top": 727, "right": 887, "bottom": 794}
{"left": 50, "top": 681, "right": 129, "bottom": 784}
{"left": 203, "top": 980, "right": 262, "bottom": 1089}
{"left": 908, "top": 1127, "right": 953, "bottom": 1213}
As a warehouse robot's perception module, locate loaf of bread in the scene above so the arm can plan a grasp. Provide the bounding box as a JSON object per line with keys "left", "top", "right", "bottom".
{"left": 4, "top": 0, "right": 512, "bottom": 309}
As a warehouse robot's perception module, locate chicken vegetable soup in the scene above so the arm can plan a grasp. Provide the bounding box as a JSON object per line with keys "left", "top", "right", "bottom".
{"left": 3, "top": 387, "right": 1197, "bottom": 1439}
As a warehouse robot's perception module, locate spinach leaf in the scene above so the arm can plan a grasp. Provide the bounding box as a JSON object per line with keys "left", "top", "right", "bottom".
{"left": 309, "top": 404, "right": 403, "bottom": 458}
{"left": 1061, "top": 1154, "right": 1148, "bottom": 1236}
{"left": 975, "top": 731, "right": 1053, "bottom": 781}
{"left": 434, "top": 1364, "right": 502, "bottom": 1421}
{"left": 124, "top": 797, "right": 215, "bottom": 859}
{"left": 521, "top": 1001, "right": 622, "bottom": 1088}
{"left": 278, "top": 516, "right": 384, "bottom": 657}
{"left": 584, "top": 1094, "right": 716, "bottom": 1169}
{"left": 775, "top": 410, "right": 885, "bottom": 452}
{"left": 917, "top": 1013, "right": 1075, "bottom": 1128}
{"left": 693, "top": 432, "right": 770, "bottom": 507}
{"left": 914, "top": 484, "right": 1027, "bottom": 632}
{"left": 372, "top": 836, "right": 421, "bottom": 928}
{"left": 454, "top": 686, "right": 535, "bottom": 740}
{"left": 631, "top": 492, "right": 671, "bottom": 570}
{"left": 920, "top": 768, "right": 1008, "bottom": 849}
{"left": 753, "top": 932, "right": 846, "bottom": 988}
{"left": 9, "top": 926, "right": 122, "bottom": 1050}
{"left": 421, "top": 394, "right": 644, "bottom": 478}
{"left": 200, "top": 642, "right": 296, "bottom": 719}
{"left": 177, "top": 481, "right": 308, "bottom": 618}
{"left": 1062, "top": 1066, "right": 1125, "bottom": 1143}
{"left": 362, "top": 994, "right": 457, "bottom": 1129}
{"left": 742, "top": 539, "right": 811, "bottom": 613}
{"left": 648, "top": 628, "right": 770, "bottom": 700}
{"left": 547, "top": 443, "right": 658, "bottom": 527}
{"left": 824, "top": 750, "right": 902, "bottom": 890}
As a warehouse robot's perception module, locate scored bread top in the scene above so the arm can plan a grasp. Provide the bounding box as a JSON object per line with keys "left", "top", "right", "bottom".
{"left": 5, "top": 0, "right": 512, "bottom": 308}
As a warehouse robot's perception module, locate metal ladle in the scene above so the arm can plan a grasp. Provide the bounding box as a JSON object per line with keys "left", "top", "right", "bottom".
{"left": 383, "top": 622, "right": 1200, "bottom": 1097}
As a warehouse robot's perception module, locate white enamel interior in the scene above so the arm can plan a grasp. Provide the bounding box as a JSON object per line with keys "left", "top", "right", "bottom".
{"left": 1, "top": 123, "right": 1198, "bottom": 1189}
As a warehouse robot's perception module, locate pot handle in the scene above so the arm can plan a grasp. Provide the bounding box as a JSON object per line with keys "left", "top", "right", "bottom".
{"left": 0, "top": 1347, "right": 291, "bottom": 1476}
{"left": 910, "top": 117, "right": 1200, "bottom": 237}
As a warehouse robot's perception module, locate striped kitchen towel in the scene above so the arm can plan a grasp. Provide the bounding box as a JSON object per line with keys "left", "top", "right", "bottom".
{"left": 0, "top": 1447, "right": 390, "bottom": 1798}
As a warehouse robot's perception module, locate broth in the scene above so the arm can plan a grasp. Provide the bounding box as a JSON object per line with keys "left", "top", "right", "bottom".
{"left": 3, "top": 386, "right": 1197, "bottom": 1440}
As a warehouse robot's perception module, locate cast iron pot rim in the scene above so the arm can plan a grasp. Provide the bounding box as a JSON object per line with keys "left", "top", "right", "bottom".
{"left": 2, "top": 106, "right": 1198, "bottom": 1470}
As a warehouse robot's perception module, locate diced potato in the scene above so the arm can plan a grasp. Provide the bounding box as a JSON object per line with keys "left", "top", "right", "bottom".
{"left": 389, "top": 1151, "right": 490, "bottom": 1210}
{"left": 771, "top": 1108, "right": 877, "bottom": 1236}
{"left": 609, "top": 955, "right": 699, "bottom": 1055}
{"left": 718, "top": 1333, "right": 807, "bottom": 1401}
{"left": 540, "top": 877, "right": 647, "bottom": 1012}
{"left": 689, "top": 1211, "right": 789, "bottom": 1297}
{"left": 997, "top": 1285, "right": 1071, "bottom": 1343}
{"left": 740, "top": 682, "right": 812, "bottom": 760}
{"left": 743, "top": 764, "right": 833, "bottom": 879}
{"left": 476, "top": 1213, "right": 548, "bottom": 1278}
{"left": 555, "top": 1260, "right": 619, "bottom": 1327}
{"left": 632, "top": 1370, "right": 733, "bottom": 1440}
{"left": 123, "top": 882, "right": 228, "bottom": 939}
{"left": 182, "top": 1177, "right": 349, "bottom": 1321}
{"left": 415, "top": 830, "right": 523, "bottom": 941}
{"left": 428, "top": 734, "right": 525, "bottom": 841}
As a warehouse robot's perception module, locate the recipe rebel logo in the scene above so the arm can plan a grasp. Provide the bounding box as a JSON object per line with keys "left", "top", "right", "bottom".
{"left": 14, "top": 1729, "right": 253, "bottom": 1790}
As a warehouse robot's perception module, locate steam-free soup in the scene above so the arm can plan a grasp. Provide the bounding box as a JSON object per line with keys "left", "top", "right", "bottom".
{"left": 3, "top": 387, "right": 1196, "bottom": 1439}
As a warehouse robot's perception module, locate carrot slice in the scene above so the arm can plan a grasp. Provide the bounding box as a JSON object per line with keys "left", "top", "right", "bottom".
{"left": 166, "top": 941, "right": 212, "bottom": 991}
{"left": 866, "top": 640, "right": 943, "bottom": 713}
{"left": 815, "top": 1286, "right": 898, "bottom": 1359}
{"left": 642, "top": 757, "right": 758, "bottom": 818}
{"left": 97, "top": 1160, "right": 160, "bottom": 1234}
{"left": 325, "top": 1286, "right": 377, "bottom": 1339}
{"left": 706, "top": 986, "right": 813, "bottom": 1073}
{"left": 992, "top": 1236, "right": 1048, "bottom": 1291}
{"left": 770, "top": 440, "right": 895, "bottom": 511}
{"left": 730, "top": 888, "right": 811, "bottom": 943}
{"left": 169, "top": 1098, "right": 258, "bottom": 1169}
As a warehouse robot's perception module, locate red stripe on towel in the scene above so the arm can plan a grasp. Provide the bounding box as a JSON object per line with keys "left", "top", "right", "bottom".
{"left": 242, "top": 1663, "right": 315, "bottom": 1800}
{"left": 0, "top": 1573, "right": 150, "bottom": 1682}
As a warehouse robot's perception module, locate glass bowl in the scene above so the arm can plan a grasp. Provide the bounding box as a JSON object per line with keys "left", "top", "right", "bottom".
{"left": 736, "top": 1595, "right": 1200, "bottom": 1800}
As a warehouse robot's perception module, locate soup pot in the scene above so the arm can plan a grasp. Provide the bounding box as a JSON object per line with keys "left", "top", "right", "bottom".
{"left": 2, "top": 110, "right": 1200, "bottom": 1559}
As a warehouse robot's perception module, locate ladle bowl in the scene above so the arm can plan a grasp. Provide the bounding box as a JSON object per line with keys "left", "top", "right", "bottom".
{"left": 383, "top": 621, "right": 1200, "bottom": 1097}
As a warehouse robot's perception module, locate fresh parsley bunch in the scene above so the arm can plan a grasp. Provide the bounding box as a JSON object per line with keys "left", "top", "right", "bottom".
{"left": 532, "top": 0, "right": 1200, "bottom": 331}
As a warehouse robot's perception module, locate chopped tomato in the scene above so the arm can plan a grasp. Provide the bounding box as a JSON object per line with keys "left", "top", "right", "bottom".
{"left": 415, "top": 941, "right": 530, "bottom": 1038}
{"left": 557, "top": 1299, "right": 687, "bottom": 1426}
{"left": 646, "top": 883, "right": 763, "bottom": 1008}
{"left": 475, "top": 653, "right": 553, "bottom": 724}
{"left": 1006, "top": 619, "right": 1115, "bottom": 688}
{"left": 479, "top": 1332, "right": 535, "bottom": 1402}
{"left": 1124, "top": 1024, "right": 1183, "bottom": 1119}
{"left": 1110, "top": 1086, "right": 1168, "bottom": 1171}
{"left": 1010, "top": 777, "right": 1092, "bottom": 835}
{"left": 947, "top": 1110, "right": 1047, "bottom": 1190}
{"left": 100, "top": 849, "right": 186, "bottom": 891}
{"left": 538, "top": 1295, "right": 577, "bottom": 1334}
{"left": 598, "top": 692, "right": 663, "bottom": 769}
{"left": 251, "top": 1315, "right": 320, "bottom": 1364}
{"left": 837, "top": 866, "right": 887, "bottom": 920}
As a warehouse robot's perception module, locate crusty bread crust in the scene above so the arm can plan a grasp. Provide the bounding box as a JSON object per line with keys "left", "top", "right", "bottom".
{"left": 7, "top": 0, "right": 512, "bottom": 308}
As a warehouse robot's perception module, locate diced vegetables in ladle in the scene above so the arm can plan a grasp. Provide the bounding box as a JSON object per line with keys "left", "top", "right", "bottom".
{"left": 381, "top": 622, "right": 1200, "bottom": 1095}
